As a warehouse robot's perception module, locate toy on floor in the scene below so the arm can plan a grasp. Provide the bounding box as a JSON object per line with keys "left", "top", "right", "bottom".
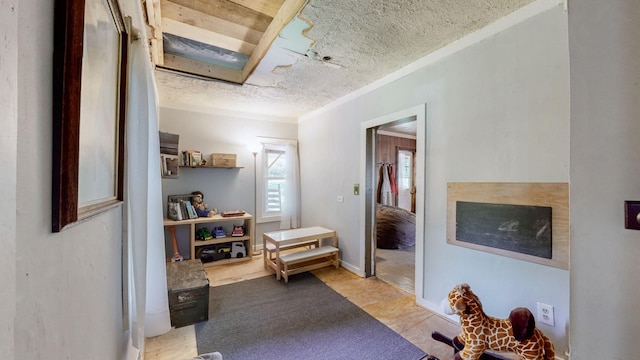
{"left": 192, "top": 352, "right": 223, "bottom": 360}
{"left": 442, "top": 283, "right": 555, "bottom": 360}
{"left": 432, "top": 331, "right": 513, "bottom": 360}
{"left": 168, "top": 225, "right": 183, "bottom": 262}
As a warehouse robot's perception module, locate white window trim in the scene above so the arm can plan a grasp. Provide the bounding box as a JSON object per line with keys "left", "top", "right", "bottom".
{"left": 255, "top": 137, "right": 297, "bottom": 224}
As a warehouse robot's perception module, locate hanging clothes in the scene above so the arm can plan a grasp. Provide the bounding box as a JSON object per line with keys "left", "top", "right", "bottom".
{"left": 376, "top": 164, "right": 383, "bottom": 204}
{"left": 389, "top": 164, "right": 398, "bottom": 196}
{"left": 381, "top": 164, "right": 392, "bottom": 205}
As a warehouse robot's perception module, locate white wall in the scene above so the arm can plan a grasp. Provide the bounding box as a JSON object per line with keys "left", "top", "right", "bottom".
{"left": 299, "top": 2, "right": 570, "bottom": 352}
{"left": 8, "top": 1, "right": 150, "bottom": 359}
{"left": 568, "top": 0, "right": 640, "bottom": 358}
{"left": 159, "top": 107, "right": 298, "bottom": 256}
{"left": 1, "top": 1, "right": 18, "bottom": 359}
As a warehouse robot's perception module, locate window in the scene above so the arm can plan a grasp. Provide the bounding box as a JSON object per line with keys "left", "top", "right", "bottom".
{"left": 255, "top": 138, "right": 299, "bottom": 226}
{"left": 397, "top": 149, "right": 414, "bottom": 211}
{"left": 256, "top": 142, "right": 286, "bottom": 222}
{"left": 264, "top": 146, "right": 285, "bottom": 215}
{"left": 399, "top": 151, "right": 412, "bottom": 190}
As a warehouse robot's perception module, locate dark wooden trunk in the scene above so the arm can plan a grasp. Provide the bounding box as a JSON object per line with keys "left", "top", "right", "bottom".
{"left": 167, "top": 260, "right": 210, "bottom": 328}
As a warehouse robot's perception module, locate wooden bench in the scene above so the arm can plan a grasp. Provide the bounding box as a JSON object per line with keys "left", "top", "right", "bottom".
{"left": 278, "top": 245, "right": 339, "bottom": 283}
{"left": 264, "top": 238, "right": 319, "bottom": 264}
{"left": 262, "top": 226, "right": 339, "bottom": 282}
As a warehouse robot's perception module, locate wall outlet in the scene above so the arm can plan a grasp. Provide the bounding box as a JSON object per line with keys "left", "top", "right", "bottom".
{"left": 336, "top": 195, "right": 344, "bottom": 203}
{"left": 537, "top": 302, "right": 555, "bottom": 327}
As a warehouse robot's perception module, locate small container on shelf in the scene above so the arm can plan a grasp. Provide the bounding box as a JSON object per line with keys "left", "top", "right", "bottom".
{"left": 210, "top": 153, "right": 237, "bottom": 167}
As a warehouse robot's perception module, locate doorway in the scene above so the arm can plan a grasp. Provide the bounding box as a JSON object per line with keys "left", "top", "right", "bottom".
{"left": 360, "top": 104, "right": 426, "bottom": 299}
{"left": 374, "top": 129, "right": 417, "bottom": 293}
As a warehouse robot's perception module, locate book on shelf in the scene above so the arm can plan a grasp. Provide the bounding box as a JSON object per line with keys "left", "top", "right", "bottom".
{"left": 167, "top": 202, "right": 183, "bottom": 220}
{"left": 167, "top": 194, "right": 199, "bottom": 221}
{"left": 182, "top": 150, "right": 202, "bottom": 167}
{"left": 179, "top": 201, "right": 188, "bottom": 219}
{"left": 184, "top": 200, "right": 198, "bottom": 219}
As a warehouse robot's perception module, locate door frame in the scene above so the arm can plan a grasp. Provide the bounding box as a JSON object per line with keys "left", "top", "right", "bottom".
{"left": 359, "top": 104, "right": 426, "bottom": 299}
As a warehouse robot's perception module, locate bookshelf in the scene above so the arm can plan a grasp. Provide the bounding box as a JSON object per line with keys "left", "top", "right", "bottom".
{"left": 163, "top": 213, "right": 253, "bottom": 267}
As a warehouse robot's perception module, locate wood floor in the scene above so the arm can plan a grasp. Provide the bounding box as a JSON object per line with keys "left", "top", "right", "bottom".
{"left": 144, "top": 254, "right": 463, "bottom": 360}
{"left": 376, "top": 246, "right": 416, "bottom": 294}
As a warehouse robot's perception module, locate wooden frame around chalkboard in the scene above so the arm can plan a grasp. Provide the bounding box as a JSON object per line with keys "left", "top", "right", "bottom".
{"left": 446, "top": 182, "right": 569, "bottom": 270}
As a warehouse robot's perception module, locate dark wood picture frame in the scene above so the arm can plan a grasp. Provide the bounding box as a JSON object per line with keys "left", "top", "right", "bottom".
{"left": 52, "top": 0, "right": 128, "bottom": 232}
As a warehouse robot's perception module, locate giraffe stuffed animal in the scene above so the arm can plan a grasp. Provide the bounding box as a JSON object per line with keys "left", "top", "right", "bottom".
{"left": 443, "top": 283, "right": 555, "bottom": 360}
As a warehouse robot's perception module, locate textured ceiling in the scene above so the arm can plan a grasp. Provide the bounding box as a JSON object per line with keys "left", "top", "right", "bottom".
{"left": 155, "top": 0, "right": 535, "bottom": 119}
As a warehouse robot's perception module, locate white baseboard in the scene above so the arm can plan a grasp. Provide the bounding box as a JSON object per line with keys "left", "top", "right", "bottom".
{"left": 121, "top": 333, "right": 141, "bottom": 360}
{"left": 338, "top": 260, "right": 365, "bottom": 277}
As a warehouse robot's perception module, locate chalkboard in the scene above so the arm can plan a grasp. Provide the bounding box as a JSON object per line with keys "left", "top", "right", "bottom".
{"left": 455, "top": 201, "right": 552, "bottom": 259}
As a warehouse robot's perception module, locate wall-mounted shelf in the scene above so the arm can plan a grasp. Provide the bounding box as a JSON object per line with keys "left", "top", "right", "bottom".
{"left": 160, "top": 131, "right": 180, "bottom": 178}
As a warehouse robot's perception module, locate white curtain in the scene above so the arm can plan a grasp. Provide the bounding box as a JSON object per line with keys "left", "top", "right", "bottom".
{"left": 125, "top": 36, "right": 171, "bottom": 354}
{"left": 280, "top": 142, "right": 300, "bottom": 229}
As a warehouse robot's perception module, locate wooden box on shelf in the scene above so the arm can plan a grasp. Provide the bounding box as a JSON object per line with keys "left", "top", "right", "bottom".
{"left": 210, "top": 153, "right": 236, "bottom": 168}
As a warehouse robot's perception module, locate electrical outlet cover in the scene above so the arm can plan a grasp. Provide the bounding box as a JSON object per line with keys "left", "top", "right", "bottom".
{"left": 536, "top": 302, "right": 555, "bottom": 327}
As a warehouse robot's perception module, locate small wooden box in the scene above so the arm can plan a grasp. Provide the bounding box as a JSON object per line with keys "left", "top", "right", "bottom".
{"left": 210, "top": 153, "right": 237, "bottom": 168}
{"left": 166, "top": 260, "right": 209, "bottom": 328}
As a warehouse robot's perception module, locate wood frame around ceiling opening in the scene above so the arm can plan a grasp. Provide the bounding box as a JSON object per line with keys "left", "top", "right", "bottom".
{"left": 144, "top": 0, "right": 307, "bottom": 84}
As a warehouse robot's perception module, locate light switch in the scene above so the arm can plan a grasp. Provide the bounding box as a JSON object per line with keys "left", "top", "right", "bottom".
{"left": 624, "top": 201, "right": 640, "bottom": 230}
{"left": 354, "top": 184, "right": 360, "bottom": 195}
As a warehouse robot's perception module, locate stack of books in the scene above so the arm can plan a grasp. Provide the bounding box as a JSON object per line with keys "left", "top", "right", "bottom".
{"left": 167, "top": 194, "right": 199, "bottom": 221}
{"left": 182, "top": 150, "right": 202, "bottom": 167}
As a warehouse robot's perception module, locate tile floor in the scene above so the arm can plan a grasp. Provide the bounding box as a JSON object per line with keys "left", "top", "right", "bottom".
{"left": 144, "top": 254, "right": 465, "bottom": 360}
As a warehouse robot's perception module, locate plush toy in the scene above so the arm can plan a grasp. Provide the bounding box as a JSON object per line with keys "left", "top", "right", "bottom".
{"left": 191, "top": 191, "right": 217, "bottom": 217}
{"left": 443, "top": 284, "right": 555, "bottom": 360}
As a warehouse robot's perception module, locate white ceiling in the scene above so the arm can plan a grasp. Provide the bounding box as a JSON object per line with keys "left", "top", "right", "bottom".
{"left": 379, "top": 119, "right": 418, "bottom": 137}
{"left": 154, "top": 0, "right": 535, "bottom": 120}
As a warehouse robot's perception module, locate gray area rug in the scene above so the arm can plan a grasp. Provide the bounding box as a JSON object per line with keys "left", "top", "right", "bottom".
{"left": 195, "top": 272, "right": 427, "bottom": 360}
